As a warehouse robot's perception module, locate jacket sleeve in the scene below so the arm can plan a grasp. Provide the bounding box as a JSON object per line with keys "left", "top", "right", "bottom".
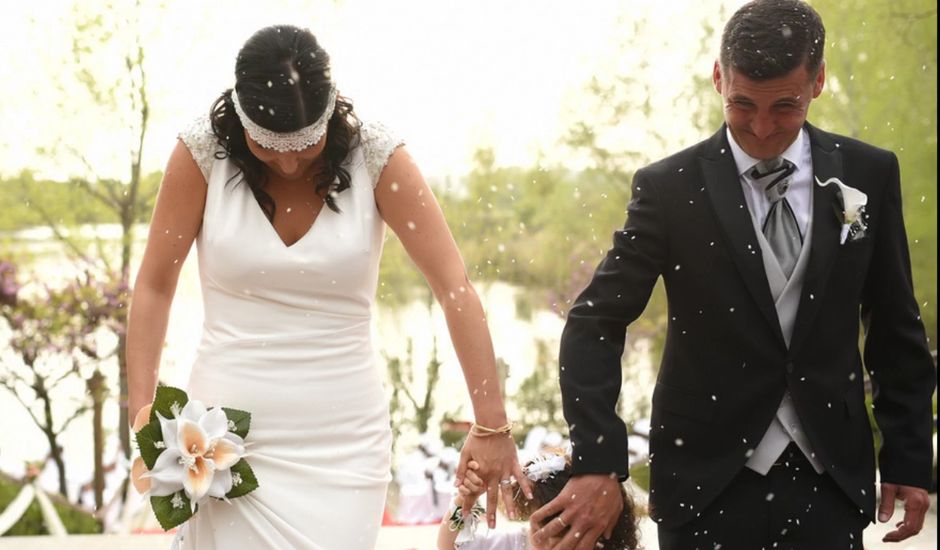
{"left": 860, "top": 152, "right": 936, "bottom": 489}
{"left": 560, "top": 168, "right": 668, "bottom": 478}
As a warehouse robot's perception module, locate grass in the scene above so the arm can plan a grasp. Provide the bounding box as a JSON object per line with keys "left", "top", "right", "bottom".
{"left": 0, "top": 472, "right": 102, "bottom": 536}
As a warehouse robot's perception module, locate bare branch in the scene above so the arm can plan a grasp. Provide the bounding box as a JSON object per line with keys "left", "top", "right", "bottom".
{"left": 58, "top": 404, "right": 92, "bottom": 434}
{"left": 18, "top": 180, "right": 93, "bottom": 263}
{"left": 0, "top": 379, "right": 44, "bottom": 431}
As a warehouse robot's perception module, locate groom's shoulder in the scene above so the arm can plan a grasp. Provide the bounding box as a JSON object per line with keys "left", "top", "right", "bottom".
{"left": 808, "top": 125, "right": 897, "bottom": 163}
{"left": 635, "top": 135, "right": 715, "bottom": 181}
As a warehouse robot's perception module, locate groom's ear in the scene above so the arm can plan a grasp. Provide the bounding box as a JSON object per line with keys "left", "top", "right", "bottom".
{"left": 812, "top": 61, "right": 826, "bottom": 98}
{"left": 712, "top": 60, "right": 723, "bottom": 94}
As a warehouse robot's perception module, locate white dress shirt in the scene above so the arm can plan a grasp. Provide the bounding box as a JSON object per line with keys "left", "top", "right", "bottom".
{"left": 727, "top": 127, "right": 812, "bottom": 237}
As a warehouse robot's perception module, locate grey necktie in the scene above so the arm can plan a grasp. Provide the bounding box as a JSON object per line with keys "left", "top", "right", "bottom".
{"left": 751, "top": 157, "right": 801, "bottom": 278}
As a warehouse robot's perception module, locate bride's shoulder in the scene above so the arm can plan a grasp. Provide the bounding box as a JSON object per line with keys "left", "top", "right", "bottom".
{"left": 178, "top": 114, "right": 223, "bottom": 183}
{"left": 357, "top": 120, "right": 405, "bottom": 188}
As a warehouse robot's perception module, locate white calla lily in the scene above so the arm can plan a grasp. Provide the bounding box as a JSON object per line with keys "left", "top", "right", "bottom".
{"left": 145, "top": 399, "right": 246, "bottom": 505}
{"left": 815, "top": 176, "right": 869, "bottom": 244}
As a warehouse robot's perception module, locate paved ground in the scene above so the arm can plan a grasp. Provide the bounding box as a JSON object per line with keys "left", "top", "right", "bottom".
{"left": 2, "top": 494, "right": 934, "bottom": 549}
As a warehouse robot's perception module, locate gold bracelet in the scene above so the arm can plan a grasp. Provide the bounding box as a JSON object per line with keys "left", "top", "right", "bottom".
{"left": 469, "top": 421, "right": 514, "bottom": 437}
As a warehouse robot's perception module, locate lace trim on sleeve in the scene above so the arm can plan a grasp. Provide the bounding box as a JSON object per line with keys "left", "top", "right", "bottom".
{"left": 359, "top": 120, "right": 405, "bottom": 188}
{"left": 178, "top": 115, "right": 221, "bottom": 184}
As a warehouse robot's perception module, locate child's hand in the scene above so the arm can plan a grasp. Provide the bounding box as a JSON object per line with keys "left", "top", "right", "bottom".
{"left": 455, "top": 460, "right": 486, "bottom": 506}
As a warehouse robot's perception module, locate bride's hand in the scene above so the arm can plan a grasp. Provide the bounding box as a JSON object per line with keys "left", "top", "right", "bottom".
{"left": 456, "top": 433, "right": 533, "bottom": 528}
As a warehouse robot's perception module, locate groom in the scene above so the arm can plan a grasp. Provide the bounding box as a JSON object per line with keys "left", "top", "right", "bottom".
{"left": 531, "top": 1, "right": 936, "bottom": 548}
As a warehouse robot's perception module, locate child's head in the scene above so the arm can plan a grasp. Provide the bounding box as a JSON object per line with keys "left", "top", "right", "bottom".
{"left": 512, "top": 450, "right": 639, "bottom": 550}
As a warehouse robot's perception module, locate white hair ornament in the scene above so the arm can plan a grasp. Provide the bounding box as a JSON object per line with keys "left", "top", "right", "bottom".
{"left": 523, "top": 454, "right": 567, "bottom": 482}
{"left": 231, "top": 85, "right": 338, "bottom": 152}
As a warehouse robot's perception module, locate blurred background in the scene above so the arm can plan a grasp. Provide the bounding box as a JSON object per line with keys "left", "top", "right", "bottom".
{"left": 0, "top": 0, "right": 935, "bottom": 547}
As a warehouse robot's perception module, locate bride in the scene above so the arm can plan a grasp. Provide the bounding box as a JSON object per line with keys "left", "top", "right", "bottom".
{"left": 126, "top": 24, "right": 527, "bottom": 548}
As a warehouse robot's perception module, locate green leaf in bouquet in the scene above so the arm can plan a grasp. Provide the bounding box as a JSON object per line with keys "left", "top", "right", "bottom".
{"left": 136, "top": 420, "right": 165, "bottom": 470}
{"left": 221, "top": 407, "right": 252, "bottom": 438}
{"left": 150, "top": 386, "right": 189, "bottom": 423}
{"left": 151, "top": 491, "right": 196, "bottom": 531}
{"left": 224, "top": 458, "right": 259, "bottom": 499}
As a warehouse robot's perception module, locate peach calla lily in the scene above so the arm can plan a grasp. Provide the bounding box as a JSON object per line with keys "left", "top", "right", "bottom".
{"left": 136, "top": 399, "right": 246, "bottom": 509}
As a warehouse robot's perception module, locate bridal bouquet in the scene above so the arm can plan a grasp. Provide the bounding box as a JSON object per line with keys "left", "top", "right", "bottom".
{"left": 130, "top": 386, "right": 259, "bottom": 530}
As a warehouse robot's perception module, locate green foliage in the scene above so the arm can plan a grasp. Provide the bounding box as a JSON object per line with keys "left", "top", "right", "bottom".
{"left": 149, "top": 386, "right": 189, "bottom": 424}
{"left": 628, "top": 461, "right": 651, "bottom": 493}
{"left": 136, "top": 421, "right": 162, "bottom": 470}
{"left": 379, "top": 151, "right": 639, "bottom": 321}
{"left": 0, "top": 473, "right": 102, "bottom": 536}
{"left": 150, "top": 492, "right": 194, "bottom": 531}
{"left": 225, "top": 459, "right": 260, "bottom": 499}
{"left": 513, "top": 340, "right": 567, "bottom": 434}
{"left": 0, "top": 171, "right": 161, "bottom": 232}
{"left": 222, "top": 407, "right": 252, "bottom": 439}
{"left": 808, "top": 0, "right": 938, "bottom": 347}
{"left": 386, "top": 335, "right": 443, "bottom": 436}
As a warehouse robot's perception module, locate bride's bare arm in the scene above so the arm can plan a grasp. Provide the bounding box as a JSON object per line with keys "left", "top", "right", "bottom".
{"left": 375, "top": 147, "right": 532, "bottom": 528}
{"left": 126, "top": 141, "right": 206, "bottom": 422}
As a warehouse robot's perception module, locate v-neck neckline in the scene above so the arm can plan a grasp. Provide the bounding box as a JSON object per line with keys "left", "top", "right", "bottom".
{"left": 258, "top": 199, "right": 327, "bottom": 249}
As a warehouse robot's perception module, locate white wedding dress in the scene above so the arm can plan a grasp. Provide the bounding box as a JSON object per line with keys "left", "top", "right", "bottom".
{"left": 171, "top": 114, "right": 403, "bottom": 549}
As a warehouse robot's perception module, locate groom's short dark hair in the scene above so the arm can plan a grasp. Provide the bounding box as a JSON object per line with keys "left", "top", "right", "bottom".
{"left": 720, "top": 0, "right": 826, "bottom": 80}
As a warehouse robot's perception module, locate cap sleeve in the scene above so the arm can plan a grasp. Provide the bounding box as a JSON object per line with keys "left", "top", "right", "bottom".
{"left": 359, "top": 120, "right": 405, "bottom": 188}
{"left": 178, "top": 115, "right": 222, "bottom": 184}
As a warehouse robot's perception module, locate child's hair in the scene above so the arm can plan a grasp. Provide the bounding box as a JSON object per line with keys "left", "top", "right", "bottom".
{"left": 511, "top": 451, "right": 639, "bottom": 550}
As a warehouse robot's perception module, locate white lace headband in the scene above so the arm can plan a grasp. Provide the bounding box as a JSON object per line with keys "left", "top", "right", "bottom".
{"left": 231, "top": 85, "right": 338, "bottom": 152}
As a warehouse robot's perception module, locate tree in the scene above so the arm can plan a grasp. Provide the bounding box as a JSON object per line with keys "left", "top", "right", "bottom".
{"left": 809, "top": 0, "right": 938, "bottom": 346}
{"left": 513, "top": 340, "right": 566, "bottom": 435}
{"left": 387, "top": 337, "right": 443, "bottom": 436}
{"left": 0, "top": 261, "right": 125, "bottom": 506}
{"left": 22, "top": 1, "right": 160, "bottom": 470}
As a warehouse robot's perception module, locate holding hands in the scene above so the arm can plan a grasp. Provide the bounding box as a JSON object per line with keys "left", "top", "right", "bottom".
{"left": 456, "top": 427, "right": 533, "bottom": 528}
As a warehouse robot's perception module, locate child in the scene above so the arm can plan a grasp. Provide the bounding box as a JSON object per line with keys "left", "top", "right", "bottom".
{"left": 437, "top": 452, "right": 639, "bottom": 549}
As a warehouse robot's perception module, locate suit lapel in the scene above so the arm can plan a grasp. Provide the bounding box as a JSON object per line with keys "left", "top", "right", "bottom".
{"left": 788, "top": 123, "right": 843, "bottom": 356}
{"left": 700, "top": 127, "right": 786, "bottom": 348}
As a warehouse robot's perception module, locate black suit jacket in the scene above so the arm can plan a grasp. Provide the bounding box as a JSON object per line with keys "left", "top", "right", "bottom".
{"left": 559, "top": 123, "right": 935, "bottom": 528}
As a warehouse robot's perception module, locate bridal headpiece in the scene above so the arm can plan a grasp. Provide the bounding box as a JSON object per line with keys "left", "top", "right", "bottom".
{"left": 231, "top": 84, "right": 338, "bottom": 152}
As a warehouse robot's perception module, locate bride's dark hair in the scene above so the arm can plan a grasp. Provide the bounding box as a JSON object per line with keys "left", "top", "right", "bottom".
{"left": 209, "top": 25, "right": 360, "bottom": 220}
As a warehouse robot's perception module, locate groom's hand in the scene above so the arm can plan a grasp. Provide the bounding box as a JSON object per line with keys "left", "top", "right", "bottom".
{"left": 530, "top": 473, "right": 621, "bottom": 550}
{"left": 879, "top": 482, "right": 930, "bottom": 542}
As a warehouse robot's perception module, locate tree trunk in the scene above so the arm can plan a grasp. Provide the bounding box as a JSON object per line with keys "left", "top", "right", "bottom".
{"left": 39, "top": 382, "right": 68, "bottom": 497}
{"left": 89, "top": 369, "right": 106, "bottom": 510}
{"left": 119, "top": 206, "right": 133, "bottom": 461}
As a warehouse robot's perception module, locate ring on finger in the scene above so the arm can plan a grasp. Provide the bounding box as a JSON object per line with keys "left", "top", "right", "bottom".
{"left": 555, "top": 516, "right": 567, "bottom": 528}
{"left": 499, "top": 479, "right": 513, "bottom": 486}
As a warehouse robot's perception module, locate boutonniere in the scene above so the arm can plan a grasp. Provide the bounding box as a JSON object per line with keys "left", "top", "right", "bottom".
{"left": 815, "top": 176, "right": 869, "bottom": 244}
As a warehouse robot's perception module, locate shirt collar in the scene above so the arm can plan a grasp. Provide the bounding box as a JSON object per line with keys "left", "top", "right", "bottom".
{"left": 725, "top": 127, "right": 807, "bottom": 178}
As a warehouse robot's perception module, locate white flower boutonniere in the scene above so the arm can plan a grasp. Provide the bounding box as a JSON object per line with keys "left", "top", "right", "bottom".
{"left": 815, "top": 176, "right": 869, "bottom": 244}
